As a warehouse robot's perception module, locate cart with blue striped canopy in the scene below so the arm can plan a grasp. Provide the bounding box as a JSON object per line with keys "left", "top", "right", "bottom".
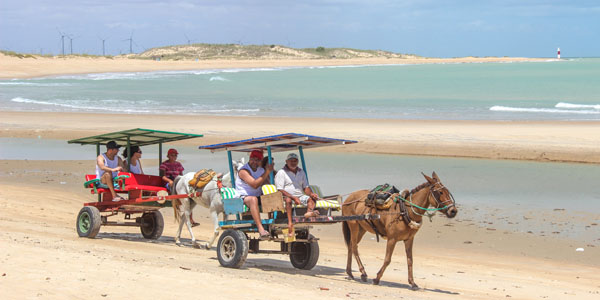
{"left": 198, "top": 133, "right": 380, "bottom": 269}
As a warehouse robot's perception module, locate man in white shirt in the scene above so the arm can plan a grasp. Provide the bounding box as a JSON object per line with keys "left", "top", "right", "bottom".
{"left": 95, "top": 140, "right": 126, "bottom": 201}
{"left": 275, "top": 153, "right": 319, "bottom": 235}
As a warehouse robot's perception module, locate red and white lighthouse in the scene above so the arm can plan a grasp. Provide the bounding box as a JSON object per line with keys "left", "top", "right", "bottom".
{"left": 557, "top": 48, "right": 561, "bottom": 59}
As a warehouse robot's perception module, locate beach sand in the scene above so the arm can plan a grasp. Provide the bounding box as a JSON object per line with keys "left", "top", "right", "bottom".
{"left": 0, "top": 52, "right": 546, "bottom": 79}
{"left": 1, "top": 111, "right": 599, "bottom": 299}
{"left": 0, "top": 159, "right": 599, "bottom": 299}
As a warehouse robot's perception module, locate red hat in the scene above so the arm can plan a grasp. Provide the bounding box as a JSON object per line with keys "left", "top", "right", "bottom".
{"left": 249, "top": 149, "right": 263, "bottom": 160}
{"left": 168, "top": 148, "right": 178, "bottom": 155}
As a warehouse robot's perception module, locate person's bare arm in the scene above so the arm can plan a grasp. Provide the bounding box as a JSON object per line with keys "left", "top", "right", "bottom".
{"left": 239, "top": 167, "right": 271, "bottom": 189}
{"left": 97, "top": 155, "right": 122, "bottom": 173}
{"left": 304, "top": 186, "right": 318, "bottom": 200}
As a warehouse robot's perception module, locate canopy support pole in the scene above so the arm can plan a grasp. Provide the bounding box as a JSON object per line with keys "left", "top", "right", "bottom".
{"left": 127, "top": 136, "right": 131, "bottom": 173}
{"left": 228, "top": 150, "right": 235, "bottom": 189}
{"left": 96, "top": 143, "right": 101, "bottom": 203}
{"left": 158, "top": 143, "right": 162, "bottom": 174}
{"left": 267, "top": 146, "right": 273, "bottom": 184}
{"left": 299, "top": 146, "right": 308, "bottom": 185}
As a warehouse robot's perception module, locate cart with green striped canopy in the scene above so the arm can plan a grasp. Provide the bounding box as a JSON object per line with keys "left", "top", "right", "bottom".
{"left": 198, "top": 133, "right": 380, "bottom": 269}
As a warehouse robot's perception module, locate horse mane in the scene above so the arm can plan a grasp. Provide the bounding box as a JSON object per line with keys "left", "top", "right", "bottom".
{"left": 410, "top": 182, "right": 431, "bottom": 195}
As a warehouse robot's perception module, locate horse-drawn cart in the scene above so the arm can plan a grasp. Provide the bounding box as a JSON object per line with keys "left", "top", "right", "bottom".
{"left": 69, "top": 128, "right": 203, "bottom": 239}
{"left": 198, "top": 133, "right": 381, "bottom": 269}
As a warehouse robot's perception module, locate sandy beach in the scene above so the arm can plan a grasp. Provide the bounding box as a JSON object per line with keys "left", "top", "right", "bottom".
{"left": 1, "top": 159, "right": 599, "bottom": 299}
{"left": 1, "top": 110, "right": 599, "bottom": 299}
{"left": 2, "top": 111, "right": 599, "bottom": 164}
{"left": 0, "top": 52, "right": 546, "bottom": 79}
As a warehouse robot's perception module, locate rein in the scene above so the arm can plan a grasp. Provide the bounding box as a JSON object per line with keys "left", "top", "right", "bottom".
{"left": 393, "top": 182, "right": 456, "bottom": 222}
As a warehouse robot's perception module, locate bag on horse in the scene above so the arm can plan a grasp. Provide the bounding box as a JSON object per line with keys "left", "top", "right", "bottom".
{"left": 188, "top": 169, "right": 217, "bottom": 189}
{"left": 366, "top": 183, "right": 400, "bottom": 208}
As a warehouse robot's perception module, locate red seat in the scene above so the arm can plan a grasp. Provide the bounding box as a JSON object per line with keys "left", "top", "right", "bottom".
{"left": 119, "top": 172, "right": 167, "bottom": 193}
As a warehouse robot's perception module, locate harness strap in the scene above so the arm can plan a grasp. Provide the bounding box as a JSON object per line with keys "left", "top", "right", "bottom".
{"left": 397, "top": 195, "right": 412, "bottom": 225}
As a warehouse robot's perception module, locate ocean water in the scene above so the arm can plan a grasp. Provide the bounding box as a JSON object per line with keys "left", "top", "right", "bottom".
{"left": 2, "top": 138, "right": 598, "bottom": 241}
{"left": 1, "top": 58, "right": 599, "bottom": 121}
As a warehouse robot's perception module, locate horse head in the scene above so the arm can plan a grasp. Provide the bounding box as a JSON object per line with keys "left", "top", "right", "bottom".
{"left": 422, "top": 172, "right": 457, "bottom": 218}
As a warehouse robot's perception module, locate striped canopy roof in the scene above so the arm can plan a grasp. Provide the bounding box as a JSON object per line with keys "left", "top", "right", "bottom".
{"left": 198, "top": 133, "right": 357, "bottom": 153}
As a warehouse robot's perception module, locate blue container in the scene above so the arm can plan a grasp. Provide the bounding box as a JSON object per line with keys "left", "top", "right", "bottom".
{"left": 223, "top": 198, "right": 245, "bottom": 215}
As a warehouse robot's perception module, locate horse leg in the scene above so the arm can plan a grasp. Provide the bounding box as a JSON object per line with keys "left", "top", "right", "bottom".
{"left": 373, "top": 238, "right": 397, "bottom": 285}
{"left": 404, "top": 237, "right": 419, "bottom": 290}
{"left": 183, "top": 201, "right": 198, "bottom": 248}
{"left": 203, "top": 208, "right": 220, "bottom": 249}
{"left": 348, "top": 222, "right": 369, "bottom": 282}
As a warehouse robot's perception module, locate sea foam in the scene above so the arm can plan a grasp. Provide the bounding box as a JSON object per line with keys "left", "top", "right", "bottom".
{"left": 555, "top": 102, "right": 600, "bottom": 110}
{"left": 490, "top": 105, "right": 600, "bottom": 115}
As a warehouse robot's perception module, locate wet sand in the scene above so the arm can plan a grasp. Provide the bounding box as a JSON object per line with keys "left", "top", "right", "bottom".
{"left": 2, "top": 111, "right": 600, "bottom": 164}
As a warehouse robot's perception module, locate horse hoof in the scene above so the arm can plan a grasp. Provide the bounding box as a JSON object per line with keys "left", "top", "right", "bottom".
{"left": 345, "top": 273, "right": 354, "bottom": 280}
{"left": 372, "top": 279, "right": 380, "bottom": 285}
{"left": 202, "top": 244, "right": 211, "bottom": 250}
{"left": 175, "top": 240, "right": 182, "bottom": 246}
{"left": 192, "top": 243, "right": 201, "bottom": 249}
{"left": 410, "top": 284, "right": 420, "bottom": 291}
{"left": 360, "top": 274, "right": 368, "bottom": 282}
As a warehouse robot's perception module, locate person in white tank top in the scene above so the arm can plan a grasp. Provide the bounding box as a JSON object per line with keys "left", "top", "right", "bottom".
{"left": 122, "top": 145, "right": 144, "bottom": 174}
{"left": 236, "top": 149, "right": 274, "bottom": 239}
{"left": 96, "top": 140, "right": 125, "bottom": 201}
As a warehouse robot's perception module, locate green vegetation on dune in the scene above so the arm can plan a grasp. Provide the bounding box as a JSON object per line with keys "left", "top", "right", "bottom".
{"left": 1, "top": 44, "right": 419, "bottom": 60}
{"left": 137, "top": 44, "right": 417, "bottom": 60}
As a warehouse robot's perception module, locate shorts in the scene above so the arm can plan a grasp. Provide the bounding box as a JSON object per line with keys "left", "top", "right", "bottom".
{"left": 298, "top": 194, "right": 310, "bottom": 206}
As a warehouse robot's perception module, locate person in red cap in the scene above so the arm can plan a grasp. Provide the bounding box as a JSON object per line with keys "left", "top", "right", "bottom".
{"left": 235, "top": 149, "right": 274, "bottom": 239}
{"left": 160, "top": 148, "right": 184, "bottom": 190}
{"left": 160, "top": 148, "right": 199, "bottom": 225}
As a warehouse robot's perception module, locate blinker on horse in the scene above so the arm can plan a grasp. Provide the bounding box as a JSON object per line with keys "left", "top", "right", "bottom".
{"left": 342, "top": 172, "right": 457, "bottom": 290}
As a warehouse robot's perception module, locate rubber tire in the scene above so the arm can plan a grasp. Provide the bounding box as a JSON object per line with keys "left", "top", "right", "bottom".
{"left": 140, "top": 211, "right": 164, "bottom": 239}
{"left": 217, "top": 229, "right": 249, "bottom": 268}
{"left": 77, "top": 206, "right": 101, "bottom": 238}
{"left": 290, "top": 234, "right": 319, "bottom": 270}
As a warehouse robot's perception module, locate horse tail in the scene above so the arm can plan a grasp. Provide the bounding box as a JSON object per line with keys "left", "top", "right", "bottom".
{"left": 342, "top": 221, "right": 351, "bottom": 248}
{"left": 172, "top": 198, "right": 181, "bottom": 223}
{"left": 171, "top": 175, "right": 184, "bottom": 223}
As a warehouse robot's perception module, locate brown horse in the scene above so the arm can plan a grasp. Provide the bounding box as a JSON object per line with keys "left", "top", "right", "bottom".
{"left": 342, "top": 172, "right": 457, "bottom": 289}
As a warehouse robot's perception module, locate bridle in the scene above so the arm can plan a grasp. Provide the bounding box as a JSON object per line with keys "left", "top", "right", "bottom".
{"left": 398, "top": 181, "right": 456, "bottom": 221}
{"left": 428, "top": 182, "right": 456, "bottom": 210}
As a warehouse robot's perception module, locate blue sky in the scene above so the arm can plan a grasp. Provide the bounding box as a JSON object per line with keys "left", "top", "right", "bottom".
{"left": 0, "top": 0, "right": 598, "bottom": 57}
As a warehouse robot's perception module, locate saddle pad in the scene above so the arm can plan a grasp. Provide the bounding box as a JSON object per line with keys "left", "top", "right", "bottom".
{"left": 220, "top": 187, "right": 237, "bottom": 199}
{"left": 293, "top": 199, "right": 340, "bottom": 209}
{"left": 261, "top": 184, "right": 277, "bottom": 195}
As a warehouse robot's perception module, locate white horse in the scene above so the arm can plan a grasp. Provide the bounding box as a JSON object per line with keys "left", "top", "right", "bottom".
{"left": 172, "top": 159, "right": 243, "bottom": 249}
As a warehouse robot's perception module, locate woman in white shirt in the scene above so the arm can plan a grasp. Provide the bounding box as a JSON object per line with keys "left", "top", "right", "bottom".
{"left": 122, "top": 146, "right": 144, "bottom": 174}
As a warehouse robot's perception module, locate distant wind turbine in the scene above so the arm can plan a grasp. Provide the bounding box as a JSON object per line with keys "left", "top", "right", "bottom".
{"left": 57, "top": 28, "right": 67, "bottom": 55}
{"left": 98, "top": 35, "right": 109, "bottom": 56}
{"left": 68, "top": 35, "right": 79, "bottom": 54}
{"left": 184, "top": 33, "right": 192, "bottom": 45}
{"left": 122, "top": 31, "right": 134, "bottom": 54}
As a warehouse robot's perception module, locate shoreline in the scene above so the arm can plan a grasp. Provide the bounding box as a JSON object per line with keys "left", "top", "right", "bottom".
{"left": 2, "top": 110, "right": 600, "bottom": 164}
{"left": 0, "top": 53, "right": 547, "bottom": 79}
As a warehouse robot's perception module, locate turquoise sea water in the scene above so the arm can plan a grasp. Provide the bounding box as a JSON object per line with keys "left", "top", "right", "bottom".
{"left": 1, "top": 58, "right": 599, "bottom": 120}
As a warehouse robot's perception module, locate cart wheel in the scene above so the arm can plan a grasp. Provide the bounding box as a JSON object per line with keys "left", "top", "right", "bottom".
{"left": 140, "top": 211, "right": 164, "bottom": 239}
{"left": 217, "top": 229, "right": 248, "bottom": 268}
{"left": 290, "top": 234, "right": 319, "bottom": 270}
{"left": 77, "top": 206, "right": 101, "bottom": 238}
